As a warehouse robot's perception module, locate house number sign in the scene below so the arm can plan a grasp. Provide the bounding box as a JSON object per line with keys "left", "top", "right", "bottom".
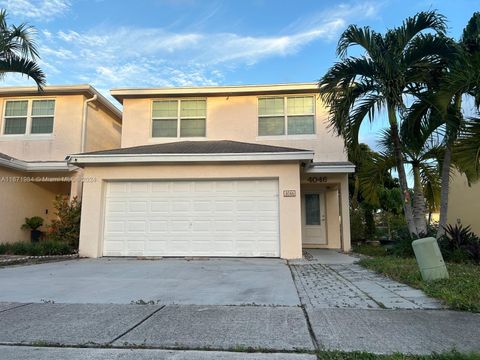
{"left": 283, "top": 190, "right": 296, "bottom": 197}
{"left": 307, "top": 176, "right": 328, "bottom": 183}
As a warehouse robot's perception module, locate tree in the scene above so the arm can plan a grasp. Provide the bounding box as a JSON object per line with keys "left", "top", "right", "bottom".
{"left": 318, "top": 11, "right": 453, "bottom": 236}
{"left": 405, "top": 12, "right": 480, "bottom": 237}
{"left": 0, "top": 9, "right": 45, "bottom": 89}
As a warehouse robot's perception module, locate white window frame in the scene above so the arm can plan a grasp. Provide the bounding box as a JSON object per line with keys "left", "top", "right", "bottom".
{"left": 257, "top": 95, "right": 316, "bottom": 138}
{"left": 1, "top": 98, "right": 56, "bottom": 137}
{"left": 151, "top": 98, "right": 207, "bottom": 139}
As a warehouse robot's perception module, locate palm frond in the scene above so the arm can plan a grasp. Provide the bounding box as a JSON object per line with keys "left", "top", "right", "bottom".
{"left": 392, "top": 10, "right": 447, "bottom": 50}
{"left": 336, "top": 25, "right": 382, "bottom": 59}
{"left": 0, "top": 55, "right": 45, "bottom": 89}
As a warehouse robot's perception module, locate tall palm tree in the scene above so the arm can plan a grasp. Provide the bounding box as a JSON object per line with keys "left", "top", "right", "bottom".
{"left": 406, "top": 13, "right": 480, "bottom": 237}
{"left": 318, "top": 11, "right": 453, "bottom": 236}
{"left": 0, "top": 9, "right": 45, "bottom": 89}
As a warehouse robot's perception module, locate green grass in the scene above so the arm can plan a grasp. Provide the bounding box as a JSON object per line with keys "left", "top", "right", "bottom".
{"left": 353, "top": 243, "right": 390, "bottom": 257}
{"left": 316, "top": 350, "right": 480, "bottom": 359}
{"left": 358, "top": 256, "right": 480, "bottom": 312}
{"left": 0, "top": 241, "right": 75, "bottom": 256}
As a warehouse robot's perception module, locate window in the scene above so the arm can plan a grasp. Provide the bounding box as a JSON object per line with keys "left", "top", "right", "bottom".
{"left": 258, "top": 96, "right": 315, "bottom": 136}
{"left": 305, "top": 194, "right": 321, "bottom": 225}
{"left": 31, "top": 100, "right": 55, "bottom": 134}
{"left": 152, "top": 99, "right": 206, "bottom": 138}
{"left": 3, "top": 99, "right": 55, "bottom": 135}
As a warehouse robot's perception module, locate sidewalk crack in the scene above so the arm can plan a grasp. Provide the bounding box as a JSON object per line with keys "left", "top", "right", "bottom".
{"left": 108, "top": 305, "right": 166, "bottom": 344}
{"left": 0, "top": 303, "right": 33, "bottom": 314}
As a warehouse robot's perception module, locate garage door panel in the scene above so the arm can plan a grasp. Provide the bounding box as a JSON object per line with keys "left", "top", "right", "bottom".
{"left": 103, "top": 179, "right": 279, "bottom": 257}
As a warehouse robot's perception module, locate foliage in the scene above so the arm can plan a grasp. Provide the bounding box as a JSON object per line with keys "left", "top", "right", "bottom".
{"left": 350, "top": 204, "right": 377, "bottom": 243}
{"left": 438, "top": 224, "right": 480, "bottom": 264}
{"left": 20, "top": 216, "right": 44, "bottom": 231}
{"left": 352, "top": 243, "right": 389, "bottom": 257}
{"left": 359, "top": 257, "right": 480, "bottom": 312}
{"left": 318, "top": 10, "right": 454, "bottom": 236}
{"left": 390, "top": 224, "right": 438, "bottom": 258}
{"left": 316, "top": 350, "right": 480, "bottom": 360}
{"left": 0, "top": 10, "right": 45, "bottom": 88}
{"left": 47, "top": 196, "right": 81, "bottom": 248}
{"left": 0, "top": 240, "right": 75, "bottom": 256}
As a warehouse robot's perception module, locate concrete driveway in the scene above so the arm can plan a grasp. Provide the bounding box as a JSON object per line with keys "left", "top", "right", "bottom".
{"left": 0, "top": 258, "right": 299, "bottom": 305}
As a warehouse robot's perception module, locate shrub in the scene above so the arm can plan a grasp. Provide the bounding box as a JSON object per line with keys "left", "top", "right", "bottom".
{"left": 47, "top": 195, "right": 81, "bottom": 248}
{"left": 439, "top": 224, "right": 480, "bottom": 264}
{"left": 390, "top": 224, "right": 438, "bottom": 258}
{"left": 21, "top": 216, "right": 44, "bottom": 231}
{"left": 0, "top": 241, "right": 74, "bottom": 256}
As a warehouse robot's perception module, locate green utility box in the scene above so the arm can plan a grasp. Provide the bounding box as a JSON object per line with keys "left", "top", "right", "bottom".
{"left": 412, "top": 237, "right": 449, "bottom": 281}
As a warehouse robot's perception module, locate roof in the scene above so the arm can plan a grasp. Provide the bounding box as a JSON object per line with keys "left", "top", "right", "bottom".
{"left": 78, "top": 140, "right": 309, "bottom": 155}
{"left": 0, "top": 84, "right": 121, "bottom": 120}
{"left": 307, "top": 161, "right": 355, "bottom": 173}
{"left": 0, "top": 152, "right": 76, "bottom": 172}
{"left": 111, "top": 82, "right": 319, "bottom": 104}
{"left": 67, "top": 140, "right": 314, "bottom": 165}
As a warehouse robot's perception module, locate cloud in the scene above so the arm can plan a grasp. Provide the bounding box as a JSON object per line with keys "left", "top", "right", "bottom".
{"left": 0, "top": 0, "right": 71, "bottom": 20}
{"left": 1, "top": 1, "right": 382, "bottom": 94}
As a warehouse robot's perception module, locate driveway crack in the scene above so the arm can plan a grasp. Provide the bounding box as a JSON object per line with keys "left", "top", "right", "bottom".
{"left": 108, "top": 305, "right": 166, "bottom": 344}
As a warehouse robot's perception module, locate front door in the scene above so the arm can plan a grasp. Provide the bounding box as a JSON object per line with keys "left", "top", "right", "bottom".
{"left": 302, "top": 192, "right": 327, "bottom": 245}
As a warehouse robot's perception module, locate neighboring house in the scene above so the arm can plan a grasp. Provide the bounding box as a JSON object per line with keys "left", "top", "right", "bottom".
{"left": 0, "top": 85, "right": 122, "bottom": 243}
{"left": 447, "top": 171, "right": 480, "bottom": 235}
{"left": 70, "top": 83, "right": 354, "bottom": 259}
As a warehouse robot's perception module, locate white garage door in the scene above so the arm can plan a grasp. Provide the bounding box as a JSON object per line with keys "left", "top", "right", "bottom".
{"left": 103, "top": 179, "right": 279, "bottom": 257}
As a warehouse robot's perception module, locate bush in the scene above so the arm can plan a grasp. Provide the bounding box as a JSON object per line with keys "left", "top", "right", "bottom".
{"left": 0, "top": 240, "right": 75, "bottom": 256}
{"left": 390, "top": 224, "right": 438, "bottom": 258}
{"left": 47, "top": 195, "right": 81, "bottom": 248}
{"left": 21, "top": 216, "right": 44, "bottom": 231}
{"left": 439, "top": 224, "right": 480, "bottom": 264}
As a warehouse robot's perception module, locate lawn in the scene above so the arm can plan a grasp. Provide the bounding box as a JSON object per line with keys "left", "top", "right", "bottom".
{"left": 354, "top": 245, "right": 480, "bottom": 312}
{"left": 316, "top": 350, "right": 480, "bottom": 360}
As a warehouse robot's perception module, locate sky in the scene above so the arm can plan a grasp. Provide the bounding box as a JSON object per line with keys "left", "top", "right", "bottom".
{"left": 0, "top": 0, "right": 479, "bottom": 149}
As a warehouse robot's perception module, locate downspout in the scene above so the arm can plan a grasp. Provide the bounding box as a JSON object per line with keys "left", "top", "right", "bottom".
{"left": 81, "top": 94, "right": 97, "bottom": 152}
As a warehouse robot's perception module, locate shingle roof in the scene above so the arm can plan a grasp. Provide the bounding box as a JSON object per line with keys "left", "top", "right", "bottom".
{"left": 78, "top": 140, "right": 310, "bottom": 155}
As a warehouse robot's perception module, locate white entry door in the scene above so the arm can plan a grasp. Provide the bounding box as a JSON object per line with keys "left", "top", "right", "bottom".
{"left": 301, "top": 192, "right": 327, "bottom": 245}
{"left": 103, "top": 179, "right": 280, "bottom": 257}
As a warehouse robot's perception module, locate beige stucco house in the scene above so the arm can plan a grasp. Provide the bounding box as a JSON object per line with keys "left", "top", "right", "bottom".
{"left": 0, "top": 85, "right": 122, "bottom": 243}
{"left": 69, "top": 83, "right": 354, "bottom": 259}
{"left": 447, "top": 171, "right": 480, "bottom": 235}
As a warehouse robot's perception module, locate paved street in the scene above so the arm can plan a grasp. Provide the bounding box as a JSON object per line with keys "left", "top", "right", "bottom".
{"left": 0, "top": 251, "right": 478, "bottom": 359}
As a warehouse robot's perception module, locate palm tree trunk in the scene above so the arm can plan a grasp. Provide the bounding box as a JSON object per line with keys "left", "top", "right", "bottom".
{"left": 388, "top": 104, "right": 418, "bottom": 236}
{"left": 412, "top": 163, "right": 428, "bottom": 236}
{"left": 437, "top": 144, "right": 452, "bottom": 238}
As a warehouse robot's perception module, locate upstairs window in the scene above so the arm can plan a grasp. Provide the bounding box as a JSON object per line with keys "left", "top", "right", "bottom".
{"left": 152, "top": 99, "right": 206, "bottom": 138}
{"left": 258, "top": 96, "right": 315, "bottom": 136}
{"left": 3, "top": 99, "right": 55, "bottom": 135}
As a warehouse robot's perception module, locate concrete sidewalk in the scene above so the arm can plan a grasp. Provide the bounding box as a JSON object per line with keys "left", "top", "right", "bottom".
{"left": 0, "top": 346, "right": 317, "bottom": 360}
{"left": 1, "top": 302, "right": 479, "bottom": 355}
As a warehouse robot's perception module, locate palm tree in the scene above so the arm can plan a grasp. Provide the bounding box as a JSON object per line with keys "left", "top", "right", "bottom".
{"left": 406, "top": 13, "right": 480, "bottom": 237}
{"left": 318, "top": 11, "right": 453, "bottom": 236}
{"left": 0, "top": 9, "right": 45, "bottom": 89}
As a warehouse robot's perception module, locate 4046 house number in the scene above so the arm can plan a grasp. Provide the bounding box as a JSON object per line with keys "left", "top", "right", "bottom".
{"left": 307, "top": 176, "right": 328, "bottom": 183}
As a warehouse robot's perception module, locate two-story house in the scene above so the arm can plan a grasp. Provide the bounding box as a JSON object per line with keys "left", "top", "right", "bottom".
{"left": 69, "top": 83, "right": 354, "bottom": 259}
{"left": 0, "top": 85, "right": 122, "bottom": 243}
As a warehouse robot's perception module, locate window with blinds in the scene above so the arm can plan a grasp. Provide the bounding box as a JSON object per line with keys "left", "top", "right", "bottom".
{"left": 3, "top": 99, "right": 55, "bottom": 135}
{"left": 258, "top": 96, "right": 315, "bottom": 136}
{"left": 152, "top": 99, "right": 206, "bottom": 138}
